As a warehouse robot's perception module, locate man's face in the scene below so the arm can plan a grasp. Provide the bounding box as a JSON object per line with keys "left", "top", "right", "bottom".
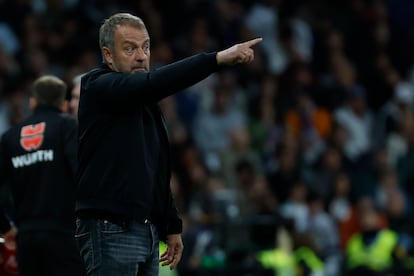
{"left": 104, "top": 24, "right": 150, "bottom": 73}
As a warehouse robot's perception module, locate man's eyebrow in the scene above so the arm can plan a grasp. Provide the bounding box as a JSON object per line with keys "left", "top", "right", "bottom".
{"left": 122, "top": 40, "right": 137, "bottom": 45}
{"left": 123, "top": 39, "right": 150, "bottom": 45}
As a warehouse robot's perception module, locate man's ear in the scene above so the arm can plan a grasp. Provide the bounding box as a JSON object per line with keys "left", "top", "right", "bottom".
{"left": 29, "top": 97, "right": 37, "bottom": 111}
{"left": 60, "top": 100, "right": 69, "bottom": 113}
{"left": 102, "top": 47, "right": 113, "bottom": 66}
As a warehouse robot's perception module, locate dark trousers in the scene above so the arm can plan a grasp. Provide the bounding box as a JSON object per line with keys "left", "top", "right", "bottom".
{"left": 75, "top": 218, "right": 159, "bottom": 276}
{"left": 16, "top": 231, "right": 86, "bottom": 276}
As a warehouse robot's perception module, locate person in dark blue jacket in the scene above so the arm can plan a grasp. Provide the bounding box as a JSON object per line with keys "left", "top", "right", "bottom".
{"left": 0, "top": 75, "right": 86, "bottom": 276}
{"left": 74, "top": 12, "right": 262, "bottom": 276}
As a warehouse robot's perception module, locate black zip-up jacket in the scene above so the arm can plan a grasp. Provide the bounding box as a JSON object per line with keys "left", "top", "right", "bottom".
{"left": 76, "top": 52, "right": 219, "bottom": 240}
{"left": 0, "top": 105, "right": 78, "bottom": 233}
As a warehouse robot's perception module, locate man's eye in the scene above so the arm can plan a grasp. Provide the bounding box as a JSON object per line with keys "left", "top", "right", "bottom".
{"left": 125, "top": 47, "right": 134, "bottom": 54}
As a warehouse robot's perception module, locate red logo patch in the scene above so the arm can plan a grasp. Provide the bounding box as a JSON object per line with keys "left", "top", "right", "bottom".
{"left": 20, "top": 122, "right": 45, "bottom": 151}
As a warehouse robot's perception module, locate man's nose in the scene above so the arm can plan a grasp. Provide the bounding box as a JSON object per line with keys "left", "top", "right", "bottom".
{"left": 135, "top": 48, "right": 147, "bottom": 61}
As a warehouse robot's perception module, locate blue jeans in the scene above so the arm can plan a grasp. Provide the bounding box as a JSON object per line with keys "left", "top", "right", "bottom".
{"left": 75, "top": 217, "right": 159, "bottom": 276}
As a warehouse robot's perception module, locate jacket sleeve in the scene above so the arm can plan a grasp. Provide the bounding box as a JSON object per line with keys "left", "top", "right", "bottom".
{"left": 84, "top": 52, "right": 219, "bottom": 109}
{"left": 166, "top": 190, "right": 183, "bottom": 235}
{"left": 156, "top": 184, "right": 182, "bottom": 243}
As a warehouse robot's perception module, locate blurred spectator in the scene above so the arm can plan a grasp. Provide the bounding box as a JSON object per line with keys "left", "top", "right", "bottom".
{"left": 383, "top": 188, "right": 413, "bottom": 236}
{"left": 307, "top": 193, "right": 340, "bottom": 258}
{"left": 172, "top": 142, "right": 207, "bottom": 215}
{"left": 266, "top": 144, "right": 300, "bottom": 203}
{"left": 374, "top": 168, "right": 412, "bottom": 232}
{"left": 244, "top": 0, "right": 286, "bottom": 74}
{"left": 375, "top": 81, "right": 414, "bottom": 147}
{"left": 233, "top": 160, "right": 276, "bottom": 219}
{"left": 285, "top": 92, "right": 332, "bottom": 140}
{"left": 351, "top": 148, "right": 391, "bottom": 202}
{"left": 386, "top": 109, "right": 414, "bottom": 167}
{"left": 193, "top": 80, "right": 246, "bottom": 173}
{"left": 303, "top": 145, "right": 345, "bottom": 204}
{"left": 248, "top": 176, "right": 278, "bottom": 216}
{"left": 396, "top": 126, "right": 414, "bottom": 200}
{"left": 247, "top": 74, "right": 284, "bottom": 169}
{"left": 173, "top": 15, "right": 217, "bottom": 58}
{"left": 68, "top": 73, "right": 83, "bottom": 119}
{"left": 387, "top": 0, "right": 414, "bottom": 75}
{"left": 375, "top": 169, "right": 404, "bottom": 211}
{"left": 0, "top": 23, "right": 19, "bottom": 56}
{"left": 278, "top": 2, "right": 314, "bottom": 66}
{"left": 198, "top": 70, "right": 247, "bottom": 117}
{"left": 339, "top": 197, "right": 387, "bottom": 250}
{"left": 328, "top": 172, "right": 352, "bottom": 224}
{"left": 278, "top": 61, "right": 316, "bottom": 117}
{"left": 5, "top": 87, "right": 31, "bottom": 128}
{"left": 328, "top": 171, "right": 355, "bottom": 255}
{"left": 279, "top": 180, "right": 309, "bottom": 233}
{"left": 334, "top": 85, "right": 374, "bottom": 161}
{"left": 209, "top": 0, "right": 241, "bottom": 47}
{"left": 345, "top": 200, "right": 413, "bottom": 275}
{"left": 317, "top": 34, "right": 354, "bottom": 109}
{"left": 285, "top": 91, "right": 331, "bottom": 164}
{"left": 219, "top": 126, "right": 262, "bottom": 189}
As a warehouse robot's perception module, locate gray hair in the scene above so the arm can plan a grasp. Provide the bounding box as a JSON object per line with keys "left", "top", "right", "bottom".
{"left": 99, "top": 13, "right": 147, "bottom": 52}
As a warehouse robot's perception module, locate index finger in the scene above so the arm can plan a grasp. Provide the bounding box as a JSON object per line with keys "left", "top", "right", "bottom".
{"left": 243, "top": 37, "right": 263, "bottom": 48}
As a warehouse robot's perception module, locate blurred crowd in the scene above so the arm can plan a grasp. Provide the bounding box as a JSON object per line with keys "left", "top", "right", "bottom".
{"left": 1, "top": 0, "right": 414, "bottom": 275}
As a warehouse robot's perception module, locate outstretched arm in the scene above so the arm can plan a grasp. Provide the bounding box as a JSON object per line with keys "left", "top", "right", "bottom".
{"left": 85, "top": 38, "right": 263, "bottom": 108}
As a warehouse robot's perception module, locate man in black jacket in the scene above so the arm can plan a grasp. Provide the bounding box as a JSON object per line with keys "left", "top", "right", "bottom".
{"left": 0, "top": 75, "right": 86, "bottom": 276}
{"left": 75, "top": 12, "right": 261, "bottom": 275}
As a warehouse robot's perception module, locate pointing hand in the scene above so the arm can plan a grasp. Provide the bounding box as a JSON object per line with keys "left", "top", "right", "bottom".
{"left": 216, "top": 38, "right": 263, "bottom": 65}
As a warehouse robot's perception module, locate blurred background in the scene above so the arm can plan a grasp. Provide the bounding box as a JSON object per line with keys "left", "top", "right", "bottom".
{"left": 1, "top": 0, "right": 414, "bottom": 275}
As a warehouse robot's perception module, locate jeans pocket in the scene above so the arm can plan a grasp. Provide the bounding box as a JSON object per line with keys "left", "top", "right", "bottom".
{"left": 101, "top": 219, "right": 129, "bottom": 234}
{"left": 75, "top": 218, "right": 101, "bottom": 273}
{"left": 75, "top": 217, "right": 90, "bottom": 239}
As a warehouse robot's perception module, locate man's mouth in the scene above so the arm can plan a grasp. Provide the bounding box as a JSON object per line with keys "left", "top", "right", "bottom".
{"left": 132, "top": 67, "right": 146, "bottom": 72}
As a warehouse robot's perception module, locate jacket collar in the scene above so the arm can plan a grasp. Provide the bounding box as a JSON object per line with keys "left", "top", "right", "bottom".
{"left": 34, "top": 104, "right": 62, "bottom": 114}
{"left": 100, "top": 63, "right": 111, "bottom": 71}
